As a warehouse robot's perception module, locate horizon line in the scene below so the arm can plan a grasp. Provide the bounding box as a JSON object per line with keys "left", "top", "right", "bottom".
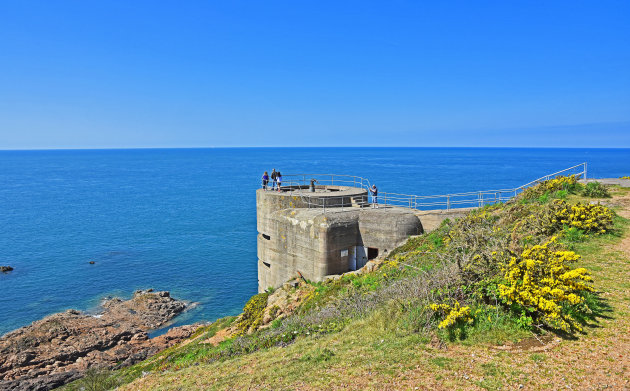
{"left": 1, "top": 146, "right": 630, "bottom": 151}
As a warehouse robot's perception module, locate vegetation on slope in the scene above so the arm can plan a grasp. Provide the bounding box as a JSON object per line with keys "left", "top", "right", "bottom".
{"left": 59, "top": 177, "right": 629, "bottom": 391}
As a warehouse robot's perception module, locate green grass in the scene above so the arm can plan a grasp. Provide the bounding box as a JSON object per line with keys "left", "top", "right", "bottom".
{"left": 59, "top": 316, "right": 237, "bottom": 391}
{"left": 60, "top": 179, "right": 630, "bottom": 391}
{"left": 459, "top": 304, "right": 532, "bottom": 346}
{"left": 428, "top": 356, "right": 453, "bottom": 369}
{"left": 530, "top": 353, "right": 545, "bottom": 362}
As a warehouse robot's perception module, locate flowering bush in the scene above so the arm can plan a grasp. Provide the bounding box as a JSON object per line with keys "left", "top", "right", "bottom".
{"left": 521, "top": 175, "right": 580, "bottom": 200}
{"left": 543, "top": 175, "right": 578, "bottom": 191}
{"left": 234, "top": 292, "right": 269, "bottom": 336}
{"left": 497, "top": 237, "right": 594, "bottom": 332}
{"left": 582, "top": 181, "right": 610, "bottom": 198}
{"left": 521, "top": 200, "right": 614, "bottom": 237}
{"left": 555, "top": 201, "right": 614, "bottom": 234}
{"left": 429, "top": 300, "right": 474, "bottom": 329}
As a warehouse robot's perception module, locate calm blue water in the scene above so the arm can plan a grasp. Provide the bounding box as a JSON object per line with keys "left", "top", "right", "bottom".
{"left": 1, "top": 148, "right": 628, "bottom": 335}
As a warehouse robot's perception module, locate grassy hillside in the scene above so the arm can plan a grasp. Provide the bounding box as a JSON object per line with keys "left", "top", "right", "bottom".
{"left": 60, "top": 178, "right": 630, "bottom": 390}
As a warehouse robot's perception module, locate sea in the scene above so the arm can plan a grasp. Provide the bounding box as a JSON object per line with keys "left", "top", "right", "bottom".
{"left": 1, "top": 147, "right": 628, "bottom": 336}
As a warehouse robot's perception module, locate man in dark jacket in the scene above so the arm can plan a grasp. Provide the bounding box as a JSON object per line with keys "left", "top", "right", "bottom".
{"left": 270, "top": 169, "right": 278, "bottom": 190}
{"left": 370, "top": 184, "right": 378, "bottom": 208}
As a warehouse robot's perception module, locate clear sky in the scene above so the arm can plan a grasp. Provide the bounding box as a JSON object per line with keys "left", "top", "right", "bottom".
{"left": 1, "top": 1, "right": 629, "bottom": 149}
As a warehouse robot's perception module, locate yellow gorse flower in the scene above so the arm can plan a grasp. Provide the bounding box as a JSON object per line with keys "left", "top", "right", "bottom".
{"left": 521, "top": 175, "right": 578, "bottom": 199}
{"left": 554, "top": 201, "right": 614, "bottom": 234}
{"left": 429, "top": 301, "right": 474, "bottom": 329}
{"left": 497, "top": 237, "right": 593, "bottom": 332}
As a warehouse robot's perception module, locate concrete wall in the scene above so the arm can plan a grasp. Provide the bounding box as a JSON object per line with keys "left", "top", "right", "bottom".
{"left": 257, "top": 208, "right": 360, "bottom": 291}
{"left": 257, "top": 187, "right": 425, "bottom": 292}
{"left": 256, "top": 190, "right": 310, "bottom": 236}
{"left": 414, "top": 208, "right": 475, "bottom": 232}
{"left": 358, "top": 208, "right": 424, "bottom": 251}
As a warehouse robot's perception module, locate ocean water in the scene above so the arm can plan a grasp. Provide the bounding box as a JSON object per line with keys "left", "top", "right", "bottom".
{"left": 0, "top": 147, "right": 628, "bottom": 336}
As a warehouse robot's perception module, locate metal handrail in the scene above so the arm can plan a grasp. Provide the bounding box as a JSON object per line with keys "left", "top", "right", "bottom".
{"left": 274, "top": 163, "right": 587, "bottom": 211}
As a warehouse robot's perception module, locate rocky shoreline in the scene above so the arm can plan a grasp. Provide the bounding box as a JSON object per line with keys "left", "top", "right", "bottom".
{"left": 0, "top": 289, "right": 200, "bottom": 391}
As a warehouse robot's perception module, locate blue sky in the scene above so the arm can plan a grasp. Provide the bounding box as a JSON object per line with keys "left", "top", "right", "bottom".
{"left": 1, "top": 1, "right": 629, "bottom": 148}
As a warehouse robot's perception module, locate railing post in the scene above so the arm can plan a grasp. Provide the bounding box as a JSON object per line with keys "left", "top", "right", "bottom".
{"left": 584, "top": 162, "right": 587, "bottom": 179}
{"left": 447, "top": 195, "right": 450, "bottom": 210}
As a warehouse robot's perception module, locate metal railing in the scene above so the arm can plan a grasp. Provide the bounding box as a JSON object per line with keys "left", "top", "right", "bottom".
{"left": 274, "top": 174, "right": 371, "bottom": 211}
{"left": 280, "top": 173, "right": 371, "bottom": 190}
{"left": 274, "top": 162, "right": 587, "bottom": 211}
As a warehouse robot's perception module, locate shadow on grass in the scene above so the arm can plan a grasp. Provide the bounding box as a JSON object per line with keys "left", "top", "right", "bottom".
{"left": 553, "top": 290, "right": 614, "bottom": 341}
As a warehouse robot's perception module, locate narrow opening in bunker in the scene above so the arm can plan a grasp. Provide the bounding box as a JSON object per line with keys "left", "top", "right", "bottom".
{"left": 262, "top": 234, "right": 271, "bottom": 240}
{"left": 262, "top": 261, "right": 271, "bottom": 268}
{"left": 367, "top": 247, "right": 379, "bottom": 260}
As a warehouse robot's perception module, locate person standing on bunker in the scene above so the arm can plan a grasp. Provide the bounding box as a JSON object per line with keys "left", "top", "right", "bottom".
{"left": 262, "top": 171, "right": 269, "bottom": 190}
{"left": 276, "top": 171, "right": 282, "bottom": 191}
{"left": 270, "top": 169, "right": 278, "bottom": 190}
{"left": 370, "top": 184, "right": 378, "bottom": 208}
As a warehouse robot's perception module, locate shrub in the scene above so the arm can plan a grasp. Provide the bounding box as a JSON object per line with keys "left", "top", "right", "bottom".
{"left": 75, "top": 369, "right": 123, "bottom": 391}
{"left": 538, "top": 192, "right": 550, "bottom": 204}
{"left": 234, "top": 292, "right": 269, "bottom": 336}
{"left": 562, "top": 226, "right": 588, "bottom": 243}
{"left": 521, "top": 175, "right": 580, "bottom": 199}
{"left": 520, "top": 200, "right": 565, "bottom": 237}
{"left": 555, "top": 202, "right": 614, "bottom": 234}
{"left": 553, "top": 189, "right": 568, "bottom": 199}
{"left": 546, "top": 175, "right": 579, "bottom": 191}
{"left": 523, "top": 200, "right": 614, "bottom": 236}
{"left": 429, "top": 300, "right": 474, "bottom": 329}
{"left": 582, "top": 182, "right": 610, "bottom": 198}
{"left": 443, "top": 208, "right": 511, "bottom": 283}
{"left": 497, "top": 237, "right": 594, "bottom": 332}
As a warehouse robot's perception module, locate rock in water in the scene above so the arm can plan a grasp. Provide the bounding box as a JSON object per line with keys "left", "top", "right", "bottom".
{"left": 0, "top": 290, "right": 199, "bottom": 391}
{"left": 0, "top": 266, "right": 13, "bottom": 272}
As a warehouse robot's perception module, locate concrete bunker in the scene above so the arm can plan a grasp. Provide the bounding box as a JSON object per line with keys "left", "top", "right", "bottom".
{"left": 256, "top": 184, "right": 424, "bottom": 292}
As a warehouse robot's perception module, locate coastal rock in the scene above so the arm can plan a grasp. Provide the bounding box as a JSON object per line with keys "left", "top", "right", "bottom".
{"left": 0, "top": 290, "right": 197, "bottom": 391}
{"left": 259, "top": 282, "right": 314, "bottom": 329}
{"left": 1, "top": 266, "right": 13, "bottom": 272}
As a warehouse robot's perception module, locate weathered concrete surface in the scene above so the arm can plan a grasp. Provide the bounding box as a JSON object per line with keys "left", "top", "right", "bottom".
{"left": 256, "top": 186, "right": 367, "bottom": 236}
{"left": 414, "top": 208, "right": 476, "bottom": 233}
{"left": 257, "top": 187, "right": 423, "bottom": 291}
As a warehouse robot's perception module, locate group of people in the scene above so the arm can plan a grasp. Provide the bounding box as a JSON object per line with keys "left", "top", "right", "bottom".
{"left": 260, "top": 170, "right": 379, "bottom": 207}
{"left": 261, "top": 168, "right": 283, "bottom": 191}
